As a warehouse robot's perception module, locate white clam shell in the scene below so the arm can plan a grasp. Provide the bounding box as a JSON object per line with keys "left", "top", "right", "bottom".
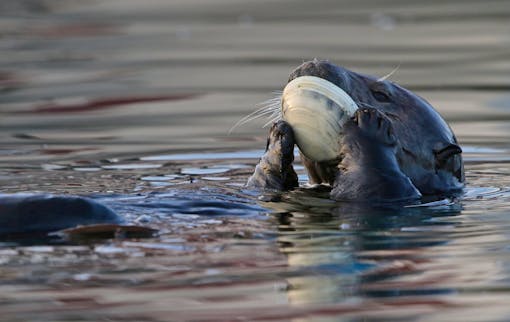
{"left": 281, "top": 76, "right": 359, "bottom": 162}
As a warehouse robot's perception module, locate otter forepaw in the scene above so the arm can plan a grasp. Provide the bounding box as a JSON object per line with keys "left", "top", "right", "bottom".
{"left": 247, "top": 120, "right": 298, "bottom": 191}
{"left": 352, "top": 108, "right": 396, "bottom": 145}
{"left": 266, "top": 120, "right": 295, "bottom": 168}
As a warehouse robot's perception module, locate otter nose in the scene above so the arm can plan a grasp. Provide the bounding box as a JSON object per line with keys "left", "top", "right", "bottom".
{"left": 288, "top": 59, "right": 351, "bottom": 92}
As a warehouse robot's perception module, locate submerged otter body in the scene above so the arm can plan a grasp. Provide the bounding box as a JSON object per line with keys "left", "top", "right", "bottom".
{"left": 0, "top": 194, "right": 122, "bottom": 236}
{"left": 249, "top": 60, "right": 464, "bottom": 203}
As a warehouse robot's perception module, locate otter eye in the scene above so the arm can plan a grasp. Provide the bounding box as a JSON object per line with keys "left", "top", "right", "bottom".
{"left": 372, "top": 89, "right": 391, "bottom": 102}
{"left": 371, "top": 82, "right": 392, "bottom": 102}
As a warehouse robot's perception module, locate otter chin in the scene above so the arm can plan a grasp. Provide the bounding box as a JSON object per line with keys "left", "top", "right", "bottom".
{"left": 248, "top": 59, "right": 464, "bottom": 203}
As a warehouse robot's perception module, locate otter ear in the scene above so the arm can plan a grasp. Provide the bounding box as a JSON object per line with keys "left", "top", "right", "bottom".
{"left": 434, "top": 144, "right": 462, "bottom": 167}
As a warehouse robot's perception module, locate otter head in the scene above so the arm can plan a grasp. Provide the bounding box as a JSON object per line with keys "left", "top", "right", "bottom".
{"left": 282, "top": 60, "right": 464, "bottom": 196}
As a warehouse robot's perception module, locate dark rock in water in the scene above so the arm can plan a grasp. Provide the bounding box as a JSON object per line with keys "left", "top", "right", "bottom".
{"left": 0, "top": 194, "right": 123, "bottom": 235}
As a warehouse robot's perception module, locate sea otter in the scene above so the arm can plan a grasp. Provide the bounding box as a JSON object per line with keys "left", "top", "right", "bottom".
{"left": 248, "top": 60, "right": 464, "bottom": 203}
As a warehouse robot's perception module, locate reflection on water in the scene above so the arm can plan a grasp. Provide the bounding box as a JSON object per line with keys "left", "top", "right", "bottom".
{"left": 1, "top": 0, "right": 510, "bottom": 321}
{"left": 1, "top": 149, "right": 510, "bottom": 321}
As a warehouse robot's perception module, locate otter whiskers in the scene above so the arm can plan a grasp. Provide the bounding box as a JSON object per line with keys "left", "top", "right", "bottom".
{"left": 377, "top": 64, "right": 400, "bottom": 82}
{"left": 228, "top": 91, "right": 283, "bottom": 134}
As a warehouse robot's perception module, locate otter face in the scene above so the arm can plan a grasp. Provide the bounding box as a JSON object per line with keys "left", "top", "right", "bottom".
{"left": 281, "top": 60, "right": 464, "bottom": 196}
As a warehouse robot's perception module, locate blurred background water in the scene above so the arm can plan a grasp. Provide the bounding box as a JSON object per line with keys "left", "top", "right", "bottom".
{"left": 1, "top": 0, "right": 510, "bottom": 321}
